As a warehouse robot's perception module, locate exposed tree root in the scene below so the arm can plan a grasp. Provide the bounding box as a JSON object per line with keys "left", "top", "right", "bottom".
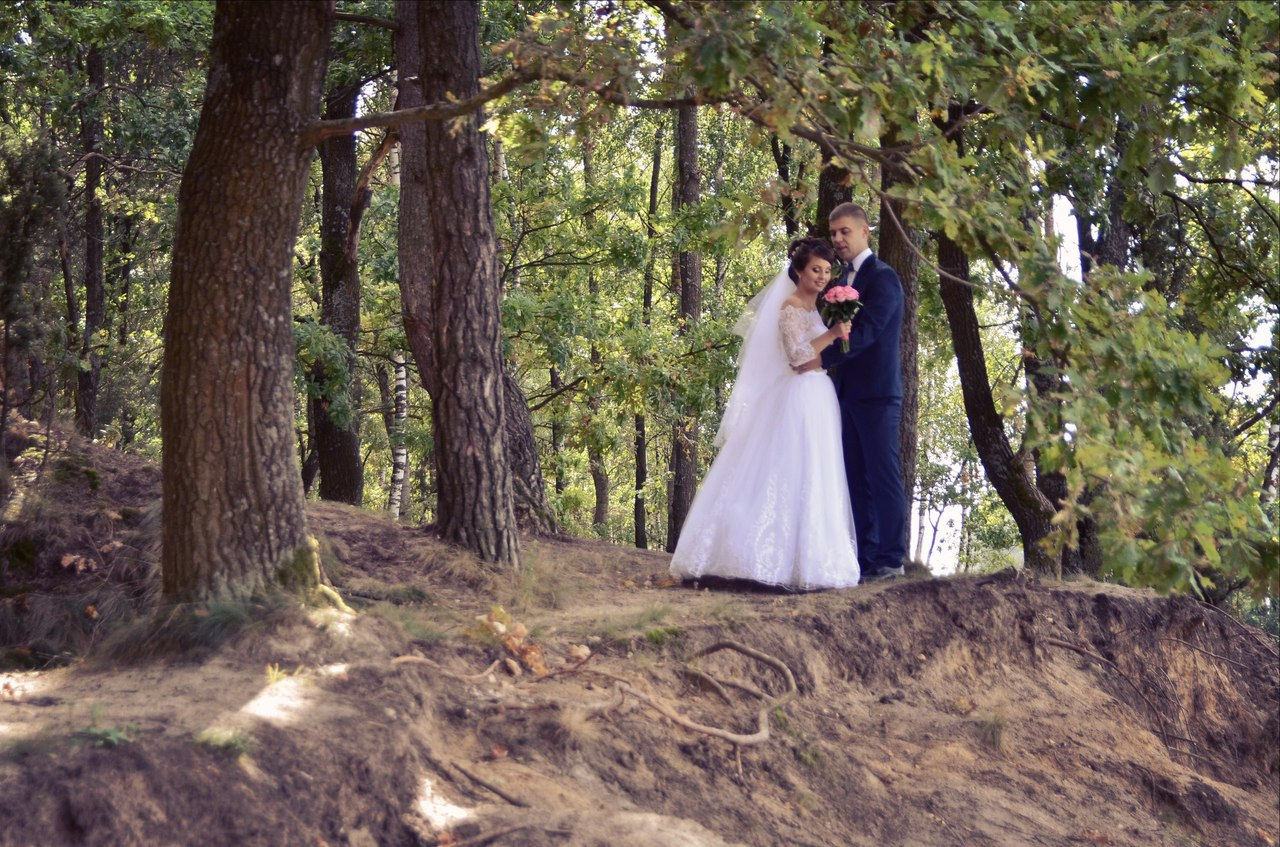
{"left": 391, "top": 654, "right": 502, "bottom": 683}
{"left": 450, "top": 762, "right": 530, "bottom": 808}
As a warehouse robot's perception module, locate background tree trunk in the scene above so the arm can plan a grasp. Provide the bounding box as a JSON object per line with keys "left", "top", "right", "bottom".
{"left": 813, "top": 154, "right": 852, "bottom": 240}
{"left": 491, "top": 137, "right": 556, "bottom": 533}
{"left": 770, "top": 136, "right": 799, "bottom": 237}
{"left": 397, "top": 0, "right": 518, "bottom": 566}
{"left": 666, "top": 100, "right": 701, "bottom": 553}
{"left": 314, "top": 83, "right": 364, "bottom": 505}
{"left": 161, "top": 0, "right": 329, "bottom": 601}
{"left": 75, "top": 44, "right": 105, "bottom": 439}
{"left": 580, "top": 133, "right": 610, "bottom": 534}
{"left": 635, "top": 122, "right": 663, "bottom": 550}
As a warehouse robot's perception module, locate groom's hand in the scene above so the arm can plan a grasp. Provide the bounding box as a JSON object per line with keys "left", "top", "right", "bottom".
{"left": 792, "top": 357, "right": 823, "bottom": 374}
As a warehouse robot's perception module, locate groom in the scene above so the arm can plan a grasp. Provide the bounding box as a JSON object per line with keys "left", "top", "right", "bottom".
{"left": 799, "top": 202, "right": 907, "bottom": 582}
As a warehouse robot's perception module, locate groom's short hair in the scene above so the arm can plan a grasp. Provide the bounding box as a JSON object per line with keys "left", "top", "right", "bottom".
{"left": 829, "top": 202, "right": 869, "bottom": 225}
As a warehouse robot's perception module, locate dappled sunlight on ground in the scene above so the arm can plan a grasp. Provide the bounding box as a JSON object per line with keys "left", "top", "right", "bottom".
{"left": 237, "top": 675, "right": 311, "bottom": 725}
{"left": 0, "top": 671, "right": 55, "bottom": 742}
{"left": 415, "top": 775, "right": 472, "bottom": 829}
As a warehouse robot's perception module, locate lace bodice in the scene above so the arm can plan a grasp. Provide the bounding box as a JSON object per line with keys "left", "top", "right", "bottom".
{"left": 779, "top": 305, "right": 827, "bottom": 367}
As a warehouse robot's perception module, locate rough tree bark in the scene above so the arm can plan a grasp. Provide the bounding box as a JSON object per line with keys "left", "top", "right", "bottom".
{"left": 161, "top": 0, "right": 329, "bottom": 601}
{"left": 666, "top": 100, "right": 701, "bottom": 553}
{"left": 877, "top": 122, "right": 920, "bottom": 564}
{"left": 813, "top": 153, "right": 852, "bottom": 241}
{"left": 313, "top": 83, "right": 364, "bottom": 505}
{"left": 396, "top": 0, "right": 519, "bottom": 566}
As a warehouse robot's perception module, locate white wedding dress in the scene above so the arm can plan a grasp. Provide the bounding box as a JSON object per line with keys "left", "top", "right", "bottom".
{"left": 669, "top": 271, "right": 859, "bottom": 591}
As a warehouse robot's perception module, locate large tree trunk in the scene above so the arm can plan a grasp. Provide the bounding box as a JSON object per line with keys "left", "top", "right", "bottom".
{"left": 75, "top": 44, "right": 105, "bottom": 439}
{"left": 161, "top": 0, "right": 329, "bottom": 601}
{"left": 666, "top": 101, "right": 701, "bottom": 553}
{"left": 878, "top": 123, "right": 919, "bottom": 565}
{"left": 313, "top": 83, "right": 364, "bottom": 505}
{"left": 396, "top": 0, "right": 518, "bottom": 566}
{"left": 813, "top": 153, "right": 852, "bottom": 240}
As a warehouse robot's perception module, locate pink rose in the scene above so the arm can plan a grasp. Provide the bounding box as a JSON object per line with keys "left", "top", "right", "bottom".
{"left": 823, "top": 285, "right": 859, "bottom": 304}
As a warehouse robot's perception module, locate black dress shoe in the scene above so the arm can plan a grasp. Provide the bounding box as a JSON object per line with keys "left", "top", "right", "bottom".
{"left": 861, "top": 565, "right": 905, "bottom": 583}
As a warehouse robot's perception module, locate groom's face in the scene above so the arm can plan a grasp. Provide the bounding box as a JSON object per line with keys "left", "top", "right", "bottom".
{"left": 829, "top": 214, "right": 870, "bottom": 263}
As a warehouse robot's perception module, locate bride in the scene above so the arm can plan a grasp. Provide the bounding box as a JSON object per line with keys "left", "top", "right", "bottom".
{"left": 670, "top": 237, "right": 860, "bottom": 590}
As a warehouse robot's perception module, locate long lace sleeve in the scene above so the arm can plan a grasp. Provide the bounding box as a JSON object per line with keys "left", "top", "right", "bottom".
{"left": 778, "top": 305, "right": 822, "bottom": 367}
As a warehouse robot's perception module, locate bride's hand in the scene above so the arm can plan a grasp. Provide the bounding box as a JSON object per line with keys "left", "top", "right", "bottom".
{"left": 833, "top": 320, "right": 852, "bottom": 339}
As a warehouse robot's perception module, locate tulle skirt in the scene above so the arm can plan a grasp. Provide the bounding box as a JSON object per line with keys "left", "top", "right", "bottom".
{"left": 669, "top": 371, "right": 859, "bottom": 590}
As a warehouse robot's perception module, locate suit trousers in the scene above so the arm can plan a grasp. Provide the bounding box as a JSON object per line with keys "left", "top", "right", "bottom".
{"left": 840, "top": 396, "right": 907, "bottom": 573}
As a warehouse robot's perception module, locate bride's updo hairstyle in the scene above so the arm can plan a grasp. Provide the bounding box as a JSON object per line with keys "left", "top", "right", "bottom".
{"left": 787, "top": 236, "right": 836, "bottom": 283}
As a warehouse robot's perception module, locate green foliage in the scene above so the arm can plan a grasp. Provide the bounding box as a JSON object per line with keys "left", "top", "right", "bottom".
{"left": 1032, "top": 270, "right": 1273, "bottom": 593}
{"left": 294, "top": 318, "right": 357, "bottom": 430}
{"left": 74, "top": 723, "right": 139, "bottom": 749}
{"left": 196, "top": 727, "right": 255, "bottom": 757}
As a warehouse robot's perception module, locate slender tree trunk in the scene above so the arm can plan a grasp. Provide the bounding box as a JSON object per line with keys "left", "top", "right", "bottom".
{"left": 313, "top": 83, "right": 364, "bottom": 505}
{"left": 936, "top": 232, "right": 1058, "bottom": 574}
{"left": 634, "top": 122, "right": 662, "bottom": 550}
{"left": 396, "top": 0, "right": 518, "bottom": 566}
{"left": 878, "top": 122, "right": 920, "bottom": 564}
{"left": 161, "top": 0, "right": 329, "bottom": 601}
{"left": 549, "top": 367, "right": 566, "bottom": 495}
{"left": 75, "top": 44, "right": 105, "bottom": 439}
{"left": 581, "top": 132, "right": 609, "bottom": 533}
{"left": 666, "top": 101, "right": 701, "bottom": 553}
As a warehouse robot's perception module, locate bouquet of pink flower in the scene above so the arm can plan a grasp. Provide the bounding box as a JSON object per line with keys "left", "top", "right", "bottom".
{"left": 821, "top": 285, "right": 861, "bottom": 353}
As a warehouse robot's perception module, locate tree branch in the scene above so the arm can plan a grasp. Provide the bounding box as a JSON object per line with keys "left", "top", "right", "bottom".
{"left": 333, "top": 11, "right": 397, "bottom": 30}
{"left": 300, "top": 69, "right": 534, "bottom": 147}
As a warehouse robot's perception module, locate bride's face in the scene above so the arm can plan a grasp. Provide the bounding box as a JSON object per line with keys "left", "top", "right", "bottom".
{"left": 796, "top": 257, "right": 831, "bottom": 296}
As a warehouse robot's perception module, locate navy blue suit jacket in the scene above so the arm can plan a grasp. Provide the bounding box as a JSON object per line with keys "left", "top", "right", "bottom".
{"left": 821, "top": 253, "right": 903, "bottom": 400}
